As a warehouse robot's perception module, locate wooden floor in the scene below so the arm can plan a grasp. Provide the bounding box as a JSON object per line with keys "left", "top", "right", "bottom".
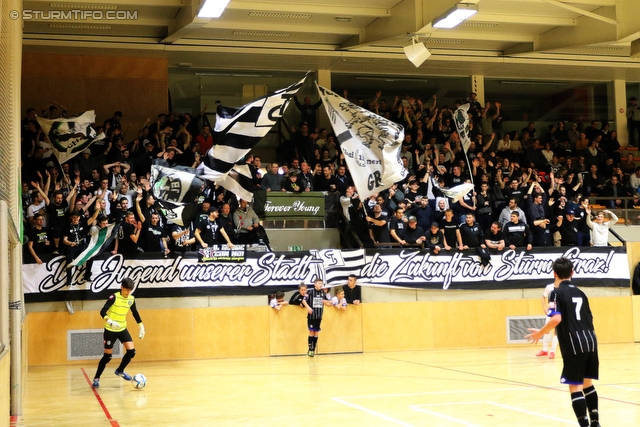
{"left": 13, "top": 343, "right": 640, "bottom": 427}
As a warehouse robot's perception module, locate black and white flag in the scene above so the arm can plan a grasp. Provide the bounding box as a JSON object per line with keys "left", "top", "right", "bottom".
{"left": 198, "top": 75, "right": 306, "bottom": 200}
{"left": 316, "top": 84, "right": 406, "bottom": 199}
{"left": 150, "top": 162, "right": 204, "bottom": 226}
{"left": 37, "top": 110, "right": 106, "bottom": 164}
{"left": 453, "top": 103, "right": 472, "bottom": 153}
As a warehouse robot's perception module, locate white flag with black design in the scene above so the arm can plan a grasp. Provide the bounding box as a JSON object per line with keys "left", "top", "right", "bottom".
{"left": 441, "top": 182, "right": 475, "bottom": 204}
{"left": 150, "top": 162, "right": 204, "bottom": 226}
{"left": 316, "top": 84, "right": 407, "bottom": 199}
{"left": 453, "top": 103, "right": 472, "bottom": 153}
{"left": 37, "top": 110, "right": 106, "bottom": 164}
{"left": 198, "top": 75, "right": 306, "bottom": 200}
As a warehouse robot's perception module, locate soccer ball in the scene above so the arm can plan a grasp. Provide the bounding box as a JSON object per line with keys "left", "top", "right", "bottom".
{"left": 131, "top": 373, "right": 147, "bottom": 389}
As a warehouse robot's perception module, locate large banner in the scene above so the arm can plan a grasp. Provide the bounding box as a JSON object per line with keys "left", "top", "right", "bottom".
{"left": 23, "top": 247, "right": 629, "bottom": 302}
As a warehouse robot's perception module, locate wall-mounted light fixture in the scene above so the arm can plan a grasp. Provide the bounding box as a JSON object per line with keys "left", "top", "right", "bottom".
{"left": 403, "top": 37, "right": 431, "bottom": 68}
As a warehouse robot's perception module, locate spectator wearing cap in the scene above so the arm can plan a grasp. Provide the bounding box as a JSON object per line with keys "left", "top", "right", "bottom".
{"left": 628, "top": 97, "right": 640, "bottom": 147}
{"left": 103, "top": 111, "right": 123, "bottom": 135}
{"left": 195, "top": 206, "right": 234, "bottom": 250}
{"left": 75, "top": 148, "right": 96, "bottom": 180}
{"left": 403, "top": 215, "right": 426, "bottom": 246}
{"left": 426, "top": 223, "right": 445, "bottom": 253}
{"left": 556, "top": 208, "right": 578, "bottom": 246}
{"left": 388, "top": 207, "right": 407, "bottom": 246}
{"left": 282, "top": 171, "right": 304, "bottom": 193}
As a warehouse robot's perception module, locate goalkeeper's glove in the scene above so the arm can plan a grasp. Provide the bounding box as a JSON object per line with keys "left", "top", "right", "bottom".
{"left": 138, "top": 323, "right": 145, "bottom": 340}
{"left": 105, "top": 318, "right": 120, "bottom": 329}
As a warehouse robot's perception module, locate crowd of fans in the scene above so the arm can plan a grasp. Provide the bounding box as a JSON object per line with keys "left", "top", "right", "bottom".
{"left": 21, "top": 91, "right": 640, "bottom": 267}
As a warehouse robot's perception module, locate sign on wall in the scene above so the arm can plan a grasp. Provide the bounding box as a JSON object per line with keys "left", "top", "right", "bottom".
{"left": 23, "top": 247, "right": 630, "bottom": 302}
{"left": 261, "top": 192, "right": 325, "bottom": 220}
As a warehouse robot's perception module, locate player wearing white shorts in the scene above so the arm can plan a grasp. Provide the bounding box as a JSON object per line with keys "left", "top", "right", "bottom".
{"left": 536, "top": 283, "right": 558, "bottom": 359}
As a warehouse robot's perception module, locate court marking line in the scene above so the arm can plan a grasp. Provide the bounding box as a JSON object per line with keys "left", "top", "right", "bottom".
{"left": 382, "top": 356, "right": 640, "bottom": 407}
{"left": 409, "top": 405, "right": 482, "bottom": 427}
{"left": 332, "top": 397, "right": 417, "bottom": 427}
{"left": 484, "top": 401, "right": 575, "bottom": 425}
{"left": 81, "top": 368, "right": 121, "bottom": 427}
{"left": 410, "top": 401, "right": 575, "bottom": 425}
{"left": 609, "top": 384, "right": 640, "bottom": 392}
{"left": 335, "top": 386, "right": 533, "bottom": 400}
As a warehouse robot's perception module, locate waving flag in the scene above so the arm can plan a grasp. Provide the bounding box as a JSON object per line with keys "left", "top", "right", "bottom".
{"left": 453, "top": 103, "right": 472, "bottom": 153}
{"left": 317, "top": 84, "right": 406, "bottom": 199}
{"left": 37, "top": 110, "right": 106, "bottom": 164}
{"left": 150, "top": 162, "right": 204, "bottom": 226}
{"left": 198, "top": 75, "right": 306, "bottom": 200}
{"left": 441, "top": 182, "right": 475, "bottom": 204}
{"left": 69, "top": 223, "right": 120, "bottom": 267}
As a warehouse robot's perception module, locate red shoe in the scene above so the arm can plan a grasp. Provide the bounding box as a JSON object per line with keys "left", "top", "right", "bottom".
{"left": 549, "top": 352, "right": 555, "bottom": 359}
{"left": 535, "top": 350, "right": 548, "bottom": 357}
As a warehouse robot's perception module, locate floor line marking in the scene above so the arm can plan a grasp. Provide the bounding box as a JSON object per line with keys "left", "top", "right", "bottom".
{"left": 81, "top": 368, "right": 121, "bottom": 427}
{"left": 485, "top": 401, "right": 575, "bottom": 424}
{"left": 409, "top": 405, "right": 482, "bottom": 427}
{"left": 334, "top": 386, "right": 533, "bottom": 400}
{"left": 332, "top": 397, "right": 417, "bottom": 427}
{"left": 382, "top": 356, "right": 640, "bottom": 407}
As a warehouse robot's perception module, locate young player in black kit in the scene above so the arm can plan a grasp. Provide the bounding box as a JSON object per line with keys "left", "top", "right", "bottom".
{"left": 302, "top": 278, "right": 331, "bottom": 357}
{"left": 526, "top": 257, "right": 600, "bottom": 427}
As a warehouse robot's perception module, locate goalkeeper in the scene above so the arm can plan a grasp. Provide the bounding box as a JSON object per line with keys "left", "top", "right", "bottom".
{"left": 91, "top": 277, "right": 145, "bottom": 388}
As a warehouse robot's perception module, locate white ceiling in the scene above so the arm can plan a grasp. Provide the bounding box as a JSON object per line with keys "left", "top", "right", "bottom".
{"left": 21, "top": 0, "right": 640, "bottom": 81}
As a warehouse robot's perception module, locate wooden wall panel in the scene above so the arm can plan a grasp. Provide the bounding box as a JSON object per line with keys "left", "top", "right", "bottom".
{"left": 25, "top": 295, "right": 637, "bottom": 366}
{"left": 362, "top": 302, "right": 435, "bottom": 352}
{"left": 634, "top": 295, "right": 640, "bottom": 342}
{"left": 21, "top": 53, "right": 168, "bottom": 133}
{"left": 590, "top": 296, "right": 634, "bottom": 343}
{"left": 81, "top": 56, "right": 168, "bottom": 80}
{"left": 21, "top": 76, "right": 84, "bottom": 118}
{"left": 269, "top": 306, "right": 309, "bottom": 356}
{"left": 430, "top": 299, "right": 531, "bottom": 348}
{"left": 193, "top": 307, "right": 270, "bottom": 359}
{"left": 315, "top": 305, "right": 363, "bottom": 354}
{"left": 83, "top": 78, "right": 168, "bottom": 127}
{"left": 22, "top": 54, "right": 84, "bottom": 77}
{"left": 0, "top": 350, "right": 10, "bottom": 425}
{"left": 135, "top": 308, "right": 195, "bottom": 361}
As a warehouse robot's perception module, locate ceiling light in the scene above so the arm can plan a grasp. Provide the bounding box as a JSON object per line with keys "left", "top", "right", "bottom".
{"left": 198, "top": 0, "right": 230, "bottom": 19}
{"left": 403, "top": 36, "right": 431, "bottom": 68}
{"left": 433, "top": 3, "right": 478, "bottom": 29}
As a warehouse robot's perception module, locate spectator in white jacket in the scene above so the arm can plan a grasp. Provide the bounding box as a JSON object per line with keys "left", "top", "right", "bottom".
{"left": 585, "top": 206, "right": 618, "bottom": 246}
